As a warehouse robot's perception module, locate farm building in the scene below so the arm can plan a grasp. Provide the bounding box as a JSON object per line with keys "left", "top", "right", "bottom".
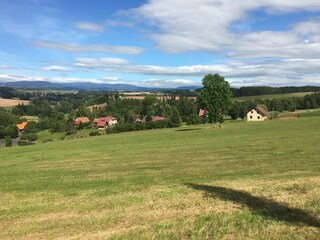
{"left": 73, "top": 117, "right": 90, "bottom": 126}
{"left": 247, "top": 105, "right": 268, "bottom": 122}
{"left": 93, "top": 116, "right": 117, "bottom": 129}
{"left": 16, "top": 122, "right": 28, "bottom": 132}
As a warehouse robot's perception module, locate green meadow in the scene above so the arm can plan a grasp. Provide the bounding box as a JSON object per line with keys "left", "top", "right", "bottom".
{"left": 0, "top": 117, "right": 319, "bottom": 239}
{"left": 233, "top": 92, "right": 314, "bottom": 101}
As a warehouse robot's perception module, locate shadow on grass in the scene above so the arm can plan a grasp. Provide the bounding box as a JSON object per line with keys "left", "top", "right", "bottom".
{"left": 176, "top": 128, "right": 201, "bottom": 132}
{"left": 186, "top": 183, "right": 320, "bottom": 228}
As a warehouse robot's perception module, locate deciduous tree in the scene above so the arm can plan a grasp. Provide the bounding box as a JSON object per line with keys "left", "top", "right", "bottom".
{"left": 199, "top": 74, "right": 232, "bottom": 124}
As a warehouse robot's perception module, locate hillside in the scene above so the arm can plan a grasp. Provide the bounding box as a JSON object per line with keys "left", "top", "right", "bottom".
{"left": 0, "top": 117, "right": 320, "bottom": 239}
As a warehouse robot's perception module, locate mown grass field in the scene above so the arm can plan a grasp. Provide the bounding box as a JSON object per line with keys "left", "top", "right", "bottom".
{"left": 233, "top": 92, "right": 314, "bottom": 102}
{"left": 0, "top": 117, "right": 319, "bottom": 239}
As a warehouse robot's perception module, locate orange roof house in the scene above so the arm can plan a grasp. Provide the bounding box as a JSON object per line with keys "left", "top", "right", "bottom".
{"left": 73, "top": 117, "right": 90, "bottom": 126}
{"left": 16, "top": 122, "right": 28, "bottom": 132}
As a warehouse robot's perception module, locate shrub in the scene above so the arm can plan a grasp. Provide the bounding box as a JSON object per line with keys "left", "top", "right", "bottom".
{"left": 89, "top": 131, "right": 100, "bottom": 136}
{"left": 18, "top": 140, "right": 34, "bottom": 146}
{"left": 21, "top": 133, "right": 38, "bottom": 142}
{"left": 42, "top": 138, "right": 53, "bottom": 143}
{"left": 5, "top": 136, "right": 12, "bottom": 147}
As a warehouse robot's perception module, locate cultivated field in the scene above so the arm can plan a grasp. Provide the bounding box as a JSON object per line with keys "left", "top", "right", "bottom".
{"left": 0, "top": 117, "right": 319, "bottom": 239}
{"left": 0, "top": 98, "right": 30, "bottom": 107}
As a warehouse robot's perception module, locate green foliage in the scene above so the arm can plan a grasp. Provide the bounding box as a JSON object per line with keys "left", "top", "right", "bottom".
{"left": 186, "top": 114, "right": 201, "bottom": 125}
{"left": 199, "top": 74, "right": 232, "bottom": 123}
{"left": 5, "top": 136, "right": 12, "bottom": 147}
{"left": 89, "top": 131, "right": 100, "bottom": 136}
{"left": 18, "top": 140, "right": 34, "bottom": 146}
{"left": 169, "top": 106, "right": 181, "bottom": 127}
{"left": 20, "top": 133, "right": 38, "bottom": 142}
{"left": 141, "top": 94, "right": 158, "bottom": 116}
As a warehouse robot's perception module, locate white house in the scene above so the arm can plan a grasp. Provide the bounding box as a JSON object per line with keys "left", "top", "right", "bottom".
{"left": 247, "top": 105, "right": 268, "bottom": 122}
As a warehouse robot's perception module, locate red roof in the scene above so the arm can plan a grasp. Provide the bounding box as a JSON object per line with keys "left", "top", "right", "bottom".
{"left": 153, "top": 116, "right": 165, "bottom": 121}
{"left": 97, "top": 119, "right": 107, "bottom": 127}
{"left": 93, "top": 116, "right": 116, "bottom": 124}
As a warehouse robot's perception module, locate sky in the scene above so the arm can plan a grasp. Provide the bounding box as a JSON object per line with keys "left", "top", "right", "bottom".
{"left": 0, "top": 0, "right": 320, "bottom": 88}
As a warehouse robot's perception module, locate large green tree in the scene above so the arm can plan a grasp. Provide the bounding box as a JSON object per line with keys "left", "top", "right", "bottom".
{"left": 199, "top": 74, "right": 232, "bottom": 123}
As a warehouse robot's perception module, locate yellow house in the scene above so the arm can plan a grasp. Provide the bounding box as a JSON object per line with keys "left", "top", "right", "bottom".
{"left": 247, "top": 105, "right": 268, "bottom": 122}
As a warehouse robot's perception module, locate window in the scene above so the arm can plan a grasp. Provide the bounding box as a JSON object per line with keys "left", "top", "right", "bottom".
{"left": 251, "top": 111, "right": 253, "bottom": 114}
{"left": 250, "top": 116, "right": 252, "bottom": 119}
{"left": 258, "top": 116, "right": 260, "bottom": 119}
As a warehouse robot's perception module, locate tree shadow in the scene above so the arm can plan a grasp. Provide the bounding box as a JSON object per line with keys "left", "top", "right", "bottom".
{"left": 176, "top": 128, "right": 201, "bottom": 132}
{"left": 186, "top": 183, "right": 320, "bottom": 228}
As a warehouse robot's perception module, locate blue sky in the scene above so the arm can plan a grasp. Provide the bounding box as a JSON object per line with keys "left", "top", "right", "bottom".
{"left": 1, "top": 0, "right": 320, "bottom": 88}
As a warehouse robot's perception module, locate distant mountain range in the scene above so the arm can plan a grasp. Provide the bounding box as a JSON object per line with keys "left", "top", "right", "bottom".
{"left": 0, "top": 81, "right": 201, "bottom": 91}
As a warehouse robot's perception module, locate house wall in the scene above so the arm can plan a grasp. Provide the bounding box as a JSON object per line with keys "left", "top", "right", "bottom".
{"left": 247, "top": 109, "right": 265, "bottom": 122}
{"left": 108, "top": 119, "right": 117, "bottom": 126}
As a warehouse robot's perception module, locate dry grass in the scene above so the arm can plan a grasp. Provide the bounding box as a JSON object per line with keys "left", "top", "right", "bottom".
{"left": 0, "top": 98, "right": 30, "bottom": 107}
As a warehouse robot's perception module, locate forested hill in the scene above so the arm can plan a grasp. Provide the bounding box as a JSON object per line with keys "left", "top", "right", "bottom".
{"left": 1, "top": 84, "right": 320, "bottom": 99}
{"left": 230, "top": 86, "right": 320, "bottom": 97}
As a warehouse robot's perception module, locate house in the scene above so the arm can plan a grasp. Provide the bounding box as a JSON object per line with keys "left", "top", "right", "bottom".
{"left": 16, "top": 122, "right": 28, "bottom": 133}
{"left": 247, "top": 105, "right": 268, "bottom": 122}
{"left": 73, "top": 117, "right": 90, "bottom": 126}
{"left": 93, "top": 116, "right": 117, "bottom": 129}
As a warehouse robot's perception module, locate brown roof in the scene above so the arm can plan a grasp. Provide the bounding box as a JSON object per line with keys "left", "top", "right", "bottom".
{"left": 255, "top": 105, "right": 268, "bottom": 116}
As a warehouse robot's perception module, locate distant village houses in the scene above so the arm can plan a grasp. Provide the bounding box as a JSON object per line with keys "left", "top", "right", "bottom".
{"left": 247, "top": 105, "right": 268, "bottom": 122}
{"left": 93, "top": 116, "right": 117, "bottom": 129}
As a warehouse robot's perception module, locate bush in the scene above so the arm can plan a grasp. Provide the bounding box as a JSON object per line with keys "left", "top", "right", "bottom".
{"left": 21, "top": 133, "right": 38, "bottom": 142}
{"left": 89, "top": 131, "right": 100, "bottom": 136}
{"left": 18, "top": 140, "right": 34, "bottom": 146}
{"left": 186, "top": 114, "right": 201, "bottom": 125}
{"left": 42, "top": 138, "right": 53, "bottom": 143}
{"left": 5, "top": 136, "right": 12, "bottom": 147}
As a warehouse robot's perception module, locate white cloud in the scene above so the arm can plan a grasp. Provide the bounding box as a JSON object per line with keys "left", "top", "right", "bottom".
{"left": 143, "top": 78, "right": 199, "bottom": 87}
{"left": 74, "top": 56, "right": 320, "bottom": 86}
{"left": 0, "top": 64, "right": 11, "bottom": 69}
{"left": 75, "top": 57, "right": 130, "bottom": 68}
{"left": 75, "top": 21, "right": 104, "bottom": 32}
{"left": 0, "top": 73, "right": 44, "bottom": 82}
{"left": 41, "top": 65, "right": 73, "bottom": 71}
{"left": 75, "top": 57, "right": 230, "bottom": 76}
{"left": 100, "top": 77, "right": 120, "bottom": 82}
{"left": 129, "top": 0, "right": 320, "bottom": 59}
{"left": 33, "top": 40, "right": 144, "bottom": 55}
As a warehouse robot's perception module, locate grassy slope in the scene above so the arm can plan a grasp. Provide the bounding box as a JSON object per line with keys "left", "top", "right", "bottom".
{"left": 0, "top": 117, "right": 319, "bottom": 239}
{"left": 233, "top": 92, "right": 314, "bottom": 101}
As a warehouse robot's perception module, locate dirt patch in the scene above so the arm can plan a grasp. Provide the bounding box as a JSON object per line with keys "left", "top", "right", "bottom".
{"left": 277, "top": 116, "right": 299, "bottom": 120}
